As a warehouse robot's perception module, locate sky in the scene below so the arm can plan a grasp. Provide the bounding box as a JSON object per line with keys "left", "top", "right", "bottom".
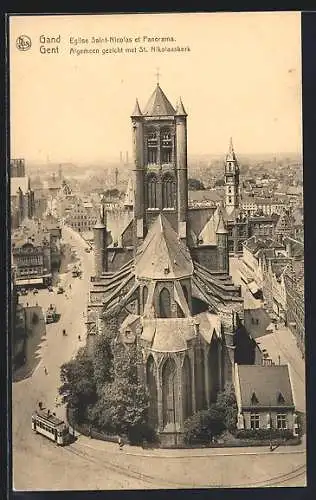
{"left": 10, "top": 12, "right": 302, "bottom": 164}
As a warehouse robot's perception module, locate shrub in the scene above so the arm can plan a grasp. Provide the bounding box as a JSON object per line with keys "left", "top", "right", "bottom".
{"left": 234, "top": 429, "right": 294, "bottom": 440}
{"left": 127, "top": 423, "right": 157, "bottom": 446}
{"left": 184, "top": 406, "right": 226, "bottom": 445}
{"left": 216, "top": 383, "right": 238, "bottom": 431}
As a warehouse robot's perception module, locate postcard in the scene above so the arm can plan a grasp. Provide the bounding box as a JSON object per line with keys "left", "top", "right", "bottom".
{"left": 9, "top": 12, "right": 305, "bottom": 491}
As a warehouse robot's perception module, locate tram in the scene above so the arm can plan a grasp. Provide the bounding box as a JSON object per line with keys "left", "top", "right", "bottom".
{"left": 32, "top": 409, "right": 70, "bottom": 446}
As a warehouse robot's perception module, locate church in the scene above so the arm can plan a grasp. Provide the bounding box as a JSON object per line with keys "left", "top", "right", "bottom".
{"left": 87, "top": 83, "right": 259, "bottom": 445}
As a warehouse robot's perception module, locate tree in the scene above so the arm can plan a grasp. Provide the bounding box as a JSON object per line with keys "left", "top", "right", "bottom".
{"left": 188, "top": 178, "right": 205, "bottom": 190}
{"left": 215, "top": 383, "right": 238, "bottom": 431}
{"left": 92, "top": 334, "right": 114, "bottom": 390}
{"left": 91, "top": 344, "right": 149, "bottom": 435}
{"left": 59, "top": 348, "right": 97, "bottom": 422}
{"left": 184, "top": 406, "right": 225, "bottom": 445}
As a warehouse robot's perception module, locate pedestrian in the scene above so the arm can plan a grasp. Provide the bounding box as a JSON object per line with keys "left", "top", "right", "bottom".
{"left": 78, "top": 335, "right": 81, "bottom": 341}
{"left": 38, "top": 401, "right": 42, "bottom": 410}
{"left": 44, "top": 366, "right": 48, "bottom": 375}
{"left": 26, "top": 302, "right": 29, "bottom": 307}
{"left": 69, "top": 284, "right": 71, "bottom": 290}
{"left": 118, "top": 436, "right": 124, "bottom": 450}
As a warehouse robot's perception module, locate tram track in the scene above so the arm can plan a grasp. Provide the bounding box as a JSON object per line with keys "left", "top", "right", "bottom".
{"left": 63, "top": 442, "right": 306, "bottom": 489}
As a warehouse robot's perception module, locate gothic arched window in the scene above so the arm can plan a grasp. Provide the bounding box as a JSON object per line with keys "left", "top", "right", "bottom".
{"left": 159, "top": 287, "right": 171, "bottom": 318}
{"left": 147, "top": 356, "right": 158, "bottom": 428}
{"left": 162, "top": 358, "right": 178, "bottom": 427}
{"left": 182, "top": 356, "right": 192, "bottom": 420}
{"left": 143, "top": 285, "right": 148, "bottom": 312}
{"left": 208, "top": 337, "right": 219, "bottom": 403}
{"left": 147, "top": 129, "right": 158, "bottom": 164}
{"left": 161, "top": 128, "right": 172, "bottom": 164}
{"left": 147, "top": 174, "right": 158, "bottom": 208}
{"left": 162, "top": 174, "right": 176, "bottom": 209}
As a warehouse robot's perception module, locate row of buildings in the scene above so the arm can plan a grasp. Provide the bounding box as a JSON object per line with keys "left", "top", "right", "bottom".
{"left": 85, "top": 83, "right": 299, "bottom": 444}
{"left": 240, "top": 234, "right": 304, "bottom": 355}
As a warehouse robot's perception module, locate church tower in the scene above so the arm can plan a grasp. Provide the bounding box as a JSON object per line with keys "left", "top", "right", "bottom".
{"left": 224, "top": 138, "right": 240, "bottom": 217}
{"left": 131, "top": 83, "right": 188, "bottom": 245}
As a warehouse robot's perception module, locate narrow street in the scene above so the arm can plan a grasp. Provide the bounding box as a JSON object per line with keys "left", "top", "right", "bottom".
{"left": 11, "top": 245, "right": 306, "bottom": 490}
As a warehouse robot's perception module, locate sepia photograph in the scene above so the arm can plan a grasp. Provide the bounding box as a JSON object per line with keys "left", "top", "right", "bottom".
{"left": 9, "top": 11, "right": 305, "bottom": 490}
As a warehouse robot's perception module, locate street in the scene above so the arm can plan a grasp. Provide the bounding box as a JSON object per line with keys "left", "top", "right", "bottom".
{"left": 12, "top": 242, "right": 306, "bottom": 490}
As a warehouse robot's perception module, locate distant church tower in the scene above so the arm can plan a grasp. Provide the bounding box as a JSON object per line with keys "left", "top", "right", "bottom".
{"left": 224, "top": 138, "right": 240, "bottom": 217}
{"left": 131, "top": 82, "right": 188, "bottom": 245}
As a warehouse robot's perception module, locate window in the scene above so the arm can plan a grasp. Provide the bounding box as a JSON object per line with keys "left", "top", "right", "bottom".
{"left": 159, "top": 287, "right": 171, "bottom": 318}
{"left": 162, "top": 174, "right": 176, "bottom": 209}
{"left": 251, "top": 392, "right": 259, "bottom": 405}
{"left": 161, "top": 129, "right": 172, "bottom": 163}
{"left": 146, "top": 174, "right": 158, "bottom": 208}
{"left": 250, "top": 413, "right": 260, "bottom": 429}
{"left": 277, "top": 414, "right": 287, "bottom": 429}
{"left": 147, "top": 130, "right": 158, "bottom": 164}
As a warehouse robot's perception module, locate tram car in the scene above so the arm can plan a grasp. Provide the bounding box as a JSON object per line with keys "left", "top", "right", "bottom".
{"left": 32, "top": 409, "right": 70, "bottom": 446}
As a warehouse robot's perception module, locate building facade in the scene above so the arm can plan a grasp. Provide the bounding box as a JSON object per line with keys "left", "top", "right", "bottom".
{"left": 11, "top": 219, "right": 62, "bottom": 287}
{"left": 64, "top": 198, "right": 99, "bottom": 233}
{"left": 234, "top": 363, "right": 297, "bottom": 435}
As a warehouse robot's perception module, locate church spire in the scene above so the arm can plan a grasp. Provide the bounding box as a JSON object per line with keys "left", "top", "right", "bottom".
{"left": 226, "top": 137, "right": 237, "bottom": 162}
{"left": 131, "top": 98, "right": 142, "bottom": 117}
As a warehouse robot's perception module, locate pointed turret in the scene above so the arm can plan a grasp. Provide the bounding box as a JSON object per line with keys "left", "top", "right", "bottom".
{"left": 175, "top": 97, "right": 187, "bottom": 117}
{"left": 216, "top": 208, "right": 229, "bottom": 273}
{"left": 216, "top": 210, "right": 228, "bottom": 234}
{"left": 93, "top": 202, "right": 107, "bottom": 277}
{"left": 131, "top": 98, "right": 142, "bottom": 117}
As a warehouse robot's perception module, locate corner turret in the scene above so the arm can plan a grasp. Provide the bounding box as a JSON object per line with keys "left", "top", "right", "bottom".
{"left": 93, "top": 203, "right": 107, "bottom": 277}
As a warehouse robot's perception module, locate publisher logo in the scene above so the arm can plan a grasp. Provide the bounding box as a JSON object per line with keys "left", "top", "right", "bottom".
{"left": 16, "top": 35, "right": 32, "bottom": 51}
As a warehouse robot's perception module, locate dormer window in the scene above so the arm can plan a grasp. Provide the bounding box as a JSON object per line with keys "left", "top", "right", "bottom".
{"left": 277, "top": 392, "right": 285, "bottom": 404}
{"left": 251, "top": 392, "right": 259, "bottom": 405}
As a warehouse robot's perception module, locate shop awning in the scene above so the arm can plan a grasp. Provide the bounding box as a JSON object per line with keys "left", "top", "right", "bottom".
{"left": 16, "top": 277, "right": 44, "bottom": 286}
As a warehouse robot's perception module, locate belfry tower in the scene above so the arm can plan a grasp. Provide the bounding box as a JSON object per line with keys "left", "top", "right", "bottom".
{"left": 224, "top": 138, "right": 240, "bottom": 217}
{"left": 131, "top": 83, "right": 188, "bottom": 246}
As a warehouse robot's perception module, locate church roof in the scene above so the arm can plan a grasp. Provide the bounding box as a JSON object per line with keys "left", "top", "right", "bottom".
{"left": 143, "top": 84, "right": 176, "bottom": 117}
{"left": 135, "top": 213, "right": 194, "bottom": 280}
{"left": 198, "top": 213, "right": 218, "bottom": 245}
{"left": 236, "top": 365, "right": 294, "bottom": 409}
{"left": 142, "top": 317, "right": 196, "bottom": 352}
